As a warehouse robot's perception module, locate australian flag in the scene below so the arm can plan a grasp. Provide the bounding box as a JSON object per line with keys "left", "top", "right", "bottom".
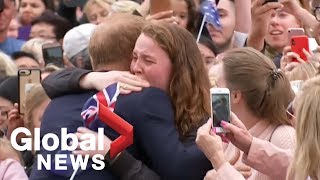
{"left": 81, "top": 83, "right": 120, "bottom": 131}
{"left": 200, "top": 0, "right": 222, "bottom": 29}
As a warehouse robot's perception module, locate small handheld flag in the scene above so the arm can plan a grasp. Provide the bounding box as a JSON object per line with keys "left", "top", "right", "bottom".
{"left": 81, "top": 83, "right": 133, "bottom": 159}
{"left": 197, "top": 0, "right": 221, "bottom": 42}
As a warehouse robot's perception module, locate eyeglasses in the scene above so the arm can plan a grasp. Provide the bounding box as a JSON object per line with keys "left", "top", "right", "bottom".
{"left": 286, "top": 101, "right": 295, "bottom": 119}
{"left": 314, "top": 7, "right": 320, "bottom": 21}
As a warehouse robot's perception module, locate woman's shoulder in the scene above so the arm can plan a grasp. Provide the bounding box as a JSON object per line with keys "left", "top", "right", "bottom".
{"left": 0, "top": 159, "right": 28, "bottom": 180}
{"left": 270, "top": 124, "right": 296, "bottom": 149}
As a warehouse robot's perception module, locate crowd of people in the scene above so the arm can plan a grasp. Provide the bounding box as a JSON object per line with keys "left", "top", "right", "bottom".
{"left": 0, "top": 0, "right": 320, "bottom": 179}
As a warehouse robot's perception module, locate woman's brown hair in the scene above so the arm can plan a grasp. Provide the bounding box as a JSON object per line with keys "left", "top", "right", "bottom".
{"left": 142, "top": 23, "right": 211, "bottom": 138}
{"left": 222, "top": 47, "right": 294, "bottom": 125}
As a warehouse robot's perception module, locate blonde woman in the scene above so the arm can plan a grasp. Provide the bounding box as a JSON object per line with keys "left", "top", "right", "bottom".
{"left": 0, "top": 137, "right": 28, "bottom": 180}
{"left": 286, "top": 61, "right": 318, "bottom": 95}
{"left": 21, "top": 38, "right": 52, "bottom": 67}
{"left": 287, "top": 76, "right": 320, "bottom": 180}
{"left": 83, "top": 0, "right": 114, "bottom": 25}
{"left": 285, "top": 62, "right": 318, "bottom": 82}
{"left": 0, "top": 52, "right": 17, "bottom": 77}
{"left": 110, "top": 1, "right": 140, "bottom": 14}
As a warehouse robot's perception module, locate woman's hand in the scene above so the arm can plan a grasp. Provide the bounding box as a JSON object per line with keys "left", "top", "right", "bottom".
{"left": 73, "top": 127, "right": 112, "bottom": 157}
{"left": 7, "top": 104, "right": 24, "bottom": 140}
{"left": 251, "top": 0, "right": 283, "bottom": 35}
{"left": 280, "top": 45, "right": 311, "bottom": 72}
{"left": 279, "top": 0, "right": 305, "bottom": 17}
{"left": 196, "top": 119, "right": 226, "bottom": 169}
{"left": 221, "top": 113, "right": 253, "bottom": 155}
{"left": 247, "top": 0, "right": 283, "bottom": 50}
{"left": 79, "top": 71, "right": 150, "bottom": 93}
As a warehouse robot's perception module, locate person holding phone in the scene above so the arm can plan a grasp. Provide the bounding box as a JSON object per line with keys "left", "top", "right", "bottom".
{"left": 197, "top": 47, "right": 296, "bottom": 180}
{"left": 197, "top": 75, "right": 320, "bottom": 180}
{"left": 39, "top": 16, "right": 214, "bottom": 179}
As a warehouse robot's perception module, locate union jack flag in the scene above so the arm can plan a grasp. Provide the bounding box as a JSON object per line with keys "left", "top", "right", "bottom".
{"left": 200, "top": 0, "right": 221, "bottom": 29}
{"left": 81, "top": 82, "right": 134, "bottom": 159}
{"left": 81, "top": 83, "right": 120, "bottom": 131}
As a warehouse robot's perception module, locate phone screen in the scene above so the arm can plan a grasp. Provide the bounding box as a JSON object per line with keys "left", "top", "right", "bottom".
{"left": 212, "top": 93, "right": 230, "bottom": 127}
{"left": 43, "top": 46, "right": 64, "bottom": 67}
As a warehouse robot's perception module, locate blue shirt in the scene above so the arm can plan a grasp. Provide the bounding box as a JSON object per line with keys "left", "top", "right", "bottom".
{"left": 0, "top": 37, "right": 25, "bottom": 55}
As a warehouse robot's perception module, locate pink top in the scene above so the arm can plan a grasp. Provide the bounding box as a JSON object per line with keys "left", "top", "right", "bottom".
{"left": 206, "top": 120, "right": 296, "bottom": 180}
{"left": 0, "top": 159, "right": 28, "bottom": 180}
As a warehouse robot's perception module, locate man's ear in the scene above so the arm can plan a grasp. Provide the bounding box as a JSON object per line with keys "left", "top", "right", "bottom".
{"left": 231, "top": 90, "right": 241, "bottom": 104}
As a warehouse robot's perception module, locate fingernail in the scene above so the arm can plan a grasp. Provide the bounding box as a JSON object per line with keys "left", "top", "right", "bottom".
{"left": 220, "top": 121, "right": 227, "bottom": 127}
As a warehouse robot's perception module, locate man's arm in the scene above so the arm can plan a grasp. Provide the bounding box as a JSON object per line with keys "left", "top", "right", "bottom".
{"left": 41, "top": 67, "right": 91, "bottom": 99}
{"left": 109, "top": 151, "right": 160, "bottom": 180}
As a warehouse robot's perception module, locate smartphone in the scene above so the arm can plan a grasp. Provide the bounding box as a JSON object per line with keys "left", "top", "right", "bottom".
{"left": 288, "top": 28, "right": 305, "bottom": 42}
{"left": 150, "top": 0, "right": 172, "bottom": 15}
{"left": 42, "top": 43, "right": 64, "bottom": 68}
{"left": 210, "top": 88, "right": 231, "bottom": 133}
{"left": 291, "top": 35, "right": 310, "bottom": 62}
{"left": 18, "top": 69, "right": 41, "bottom": 114}
{"left": 263, "top": 0, "right": 278, "bottom": 5}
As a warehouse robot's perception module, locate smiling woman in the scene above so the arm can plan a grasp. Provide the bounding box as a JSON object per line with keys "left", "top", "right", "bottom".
{"left": 265, "top": 8, "right": 301, "bottom": 53}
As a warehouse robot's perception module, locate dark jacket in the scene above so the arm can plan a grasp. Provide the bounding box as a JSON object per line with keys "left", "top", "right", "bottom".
{"left": 41, "top": 68, "right": 213, "bottom": 179}
{"left": 41, "top": 68, "right": 161, "bottom": 180}
{"left": 29, "top": 92, "right": 117, "bottom": 180}
{"left": 113, "top": 88, "right": 212, "bottom": 180}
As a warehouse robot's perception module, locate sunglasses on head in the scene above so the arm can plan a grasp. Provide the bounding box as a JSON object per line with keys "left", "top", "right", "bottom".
{"left": 286, "top": 101, "right": 295, "bottom": 119}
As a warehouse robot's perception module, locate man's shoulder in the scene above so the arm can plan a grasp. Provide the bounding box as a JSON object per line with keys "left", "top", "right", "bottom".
{"left": 41, "top": 91, "right": 96, "bottom": 134}
{"left": 116, "top": 87, "right": 172, "bottom": 111}
{"left": 115, "top": 87, "right": 173, "bottom": 120}
{"left": 118, "top": 87, "right": 170, "bottom": 103}
{"left": 49, "top": 91, "right": 96, "bottom": 106}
